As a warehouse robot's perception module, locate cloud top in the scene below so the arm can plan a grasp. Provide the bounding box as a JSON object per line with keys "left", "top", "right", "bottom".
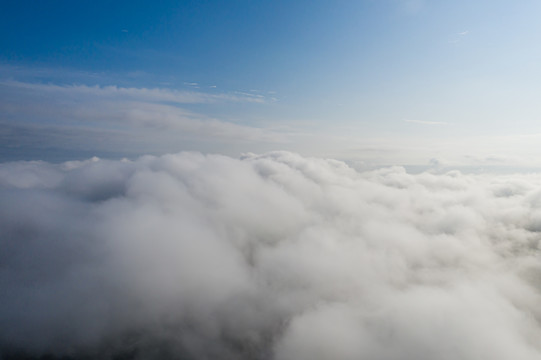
{"left": 1, "top": 152, "right": 541, "bottom": 359}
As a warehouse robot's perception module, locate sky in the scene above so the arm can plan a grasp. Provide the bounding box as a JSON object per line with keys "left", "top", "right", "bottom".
{"left": 2, "top": 0, "right": 541, "bottom": 165}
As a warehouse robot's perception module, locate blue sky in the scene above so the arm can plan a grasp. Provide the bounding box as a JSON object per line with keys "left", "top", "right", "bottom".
{"left": 2, "top": 0, "right": 541, "bottom": 166}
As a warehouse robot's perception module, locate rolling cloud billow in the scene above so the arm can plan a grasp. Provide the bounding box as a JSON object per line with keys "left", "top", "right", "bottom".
{"left": 1, "top": 152, "right": 541, "bottom": 359}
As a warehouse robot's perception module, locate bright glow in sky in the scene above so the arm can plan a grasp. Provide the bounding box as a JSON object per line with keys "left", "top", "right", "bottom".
{"left": 2, "top": 0, "right": 541, "bottom": 167}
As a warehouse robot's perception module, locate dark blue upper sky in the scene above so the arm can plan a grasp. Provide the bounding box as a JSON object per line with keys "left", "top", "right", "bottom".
{"left": 2, "top": 1, "right": 390, "bottom": 89}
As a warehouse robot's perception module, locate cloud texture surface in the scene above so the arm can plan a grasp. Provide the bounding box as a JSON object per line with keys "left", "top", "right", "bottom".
{"left": 1, "top": 152, "right": 541, "bottom": 359}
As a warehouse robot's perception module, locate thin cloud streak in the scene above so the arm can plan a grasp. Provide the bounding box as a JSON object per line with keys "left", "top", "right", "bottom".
{"left": 404, "top": 119, "right": 449, "bottom": 125}
{"left": 0, "top": 81, "right": 284, "bottom": 160}
{"left": 1, "top": 81, "right": 266, "bottom": 104}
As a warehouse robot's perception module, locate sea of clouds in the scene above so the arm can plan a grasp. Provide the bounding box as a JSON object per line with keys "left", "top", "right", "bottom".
{"left": 1, "top": 151, "right": 541, "bottom": 359}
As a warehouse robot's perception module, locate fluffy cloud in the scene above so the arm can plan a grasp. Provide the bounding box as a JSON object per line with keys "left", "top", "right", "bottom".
{"left": 1, "top": 152, "right": 541, "bottom": 359}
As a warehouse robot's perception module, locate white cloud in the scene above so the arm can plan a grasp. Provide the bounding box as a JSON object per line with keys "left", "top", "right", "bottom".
{"left": 1, "top": 152, "right": 541, "bottom": 359}
{"left": 404, "top": 119, "right": 448, "bottom": 125}
{"left": 0, "top": 81, "right": 283, "bottom": 159}
{"left": 2, "top": 81, "right": 265, "bottom": 104}
{"left": 235, "top": 90, "right": 266, "bottom": 99}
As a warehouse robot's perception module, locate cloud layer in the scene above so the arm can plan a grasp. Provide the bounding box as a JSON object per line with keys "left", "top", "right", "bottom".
{"left": 0, "top": 81, "right": 283, "bottom": 161}
{"left": 1, "top": 152, "right": 541, "bottom": 359}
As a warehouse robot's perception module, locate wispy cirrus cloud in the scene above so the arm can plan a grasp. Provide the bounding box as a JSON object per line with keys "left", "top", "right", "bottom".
{"left": 1, "top": 80, "right": 266, "bottom": 104}
{"left": 0, "top": 80, "right": 284, "bottom": 161}
{"left": 449, "top": 30, "right": 469, "bottom": 44}
{"left": 404, "top": 119, "right": 449, "bottom": 125}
